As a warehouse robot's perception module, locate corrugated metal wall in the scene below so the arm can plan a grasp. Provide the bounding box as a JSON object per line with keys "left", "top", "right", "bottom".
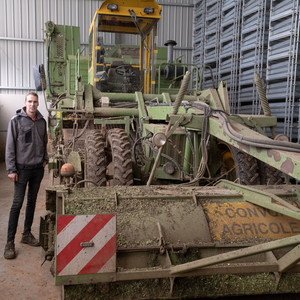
{"left": 157, "top": 1, "right": 194, "bottom": 64}
{"left": 0, "top": 0, "right": 194, "bottom": 94}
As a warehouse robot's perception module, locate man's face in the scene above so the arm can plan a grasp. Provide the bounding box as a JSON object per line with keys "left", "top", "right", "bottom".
{"left": 25, "top": 94, "right": 39, "bottom": 115}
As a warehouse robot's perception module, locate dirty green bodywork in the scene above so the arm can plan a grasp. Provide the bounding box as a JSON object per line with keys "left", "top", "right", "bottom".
{"left": 42, "top": 21, "right": 300, "bottom": 183}
{"left": 45, "top": 22, "right": 89, "bottom": 99}
{"left": 42, "top": 183, "right": 300, "bottom": 299}
{"left": 38, "top": 9, "right": 300, "bottom": 299}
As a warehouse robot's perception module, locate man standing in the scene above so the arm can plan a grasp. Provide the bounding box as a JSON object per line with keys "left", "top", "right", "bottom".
{"left": 4, "top": 92, "right": 48, "bottom": 259}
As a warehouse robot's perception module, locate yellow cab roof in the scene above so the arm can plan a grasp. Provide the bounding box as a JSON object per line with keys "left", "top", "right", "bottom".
{"left": 89, "top": 0, "right": 162, "bottom": 35}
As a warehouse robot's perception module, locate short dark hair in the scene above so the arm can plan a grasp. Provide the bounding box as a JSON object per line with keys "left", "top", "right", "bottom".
{"left": 25, "top": 92, "right": 39, "bottom": 102}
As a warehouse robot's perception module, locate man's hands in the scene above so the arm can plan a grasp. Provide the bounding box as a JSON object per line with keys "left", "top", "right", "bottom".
{"left": 8, "top": 163, "right": 46, "bottom": 182}
{"left": 8, "top": 173, "right": 18, "bottom": 182}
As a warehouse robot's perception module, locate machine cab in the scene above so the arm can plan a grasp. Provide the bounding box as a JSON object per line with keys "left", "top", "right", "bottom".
{"left": 88, "top": 0, "right": 161, "bottom": 94}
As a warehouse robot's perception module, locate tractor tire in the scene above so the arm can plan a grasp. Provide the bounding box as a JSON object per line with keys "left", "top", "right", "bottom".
{"left": 258, "top": 161, "right": 283, "bottom": 185}
{"left": 85, "top": 130, "right": 106, "bottom": 186}
{"left": 230, "top": 146, "right": 261, "bottom": 185}
{"left": 107, "top": 128, "right": 133, "bottom": 186}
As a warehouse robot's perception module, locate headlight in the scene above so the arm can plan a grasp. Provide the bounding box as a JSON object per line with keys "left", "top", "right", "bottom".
{"left": 144, "top": 7, "right": 154, "bottom": 14}
{"left": 107, "top": 3, "right": 118, "bottom": 11}
{"left": 153, "top": 132, "right": 167, "bottom": 147}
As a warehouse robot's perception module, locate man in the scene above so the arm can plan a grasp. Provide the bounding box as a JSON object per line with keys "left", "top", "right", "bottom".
{"left": 4, "top": 92, "right": 48, "bottom": 259}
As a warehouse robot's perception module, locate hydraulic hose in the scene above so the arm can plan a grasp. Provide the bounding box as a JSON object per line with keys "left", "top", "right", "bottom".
{"left": 215, "top": 111, "right": 300, "bottom": 153}
{"left": 183, "top": 101, "right": 212, "bottom": 185}
{"left": 183, "top": 101, "right": 300, "bottom": 185}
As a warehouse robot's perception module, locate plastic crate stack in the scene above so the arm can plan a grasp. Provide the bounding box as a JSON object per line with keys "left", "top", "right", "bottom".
{"left": 193, "top": 1, "right": 206, "bottom": 69}
{"left": 237, "top": 0, "right": 270, "bottom": 115}
{"left": 219, "top": 0, "right": 242, "bottom": 112}
{"left": 202, "top": 0, "right": 222, "bottom": 90}
{"left": 266, "top": 0, "right": 300, "bottom": 141}
{"left": 193, "top": 0, "right": 206, "bottom": 89}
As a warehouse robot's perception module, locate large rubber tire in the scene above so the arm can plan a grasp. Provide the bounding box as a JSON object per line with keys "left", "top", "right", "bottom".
{"left": 258, "top": 161, "right": 283, "bottom": 185}
{"left": 85, "top": 130, "right": 106, "bottom": 186}
{"left": 230, "top": 146, "right": 261, "bottom": 185}
{"left": 107, "top": 128, "right": 133, "bottom": 186}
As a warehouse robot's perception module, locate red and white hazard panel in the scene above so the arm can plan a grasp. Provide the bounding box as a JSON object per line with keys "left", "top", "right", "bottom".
{"left": 56, "top": 214, "right": 116, "bottom": 276}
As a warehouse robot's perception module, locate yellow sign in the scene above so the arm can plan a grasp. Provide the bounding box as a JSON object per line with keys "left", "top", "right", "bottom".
{"left": 203, "top": 202, "right": 300, "bottom": 241}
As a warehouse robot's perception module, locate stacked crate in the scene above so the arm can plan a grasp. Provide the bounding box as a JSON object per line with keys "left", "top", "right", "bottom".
{"left": 202, "top": 0, "right": 222, "bottom": 90}
{"left": 193, "top": 1, "right": 300, "bottom": 141}
{"left": 219, "top": 0, "right": 242, "bottom": 112}
{"left": 193, "top": 0, "right": 206, "bottom": 89}
{"left": 193, "top": 0, "right": 206, "bottom": 69}
{"left": 237, "top": 0, "right": 270, "bottom": 115}
{"left": 266, "top": 0, "right": 300, "bottom": 141}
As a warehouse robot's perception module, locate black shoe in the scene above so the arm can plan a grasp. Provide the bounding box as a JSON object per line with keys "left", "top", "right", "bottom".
{"left": 21, "top": 232, "right": 40, "bottom": 247}
{"left": 4, "top": 241, "right": 16, "bottom": 259}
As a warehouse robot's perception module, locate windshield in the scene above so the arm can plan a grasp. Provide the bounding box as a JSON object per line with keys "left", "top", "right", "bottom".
{"left": 97, "top": 31, "right": 141, "bottom": 67}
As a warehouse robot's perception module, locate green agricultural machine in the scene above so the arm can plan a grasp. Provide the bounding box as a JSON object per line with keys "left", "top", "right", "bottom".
{"left": 35, "top": 0, "right": 300, "bottom": 298}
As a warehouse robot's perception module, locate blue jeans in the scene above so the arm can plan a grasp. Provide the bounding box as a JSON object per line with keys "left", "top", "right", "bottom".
{"left": 7, "top": 167, "right": 44, "bottom": 242}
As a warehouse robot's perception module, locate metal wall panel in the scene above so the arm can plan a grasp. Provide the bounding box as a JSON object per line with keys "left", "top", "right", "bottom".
{"left": 157, "top": 1, "right": 194, "bottom": 65}
{"left": 0, "top": 0, "right": 194, "bottom": 94}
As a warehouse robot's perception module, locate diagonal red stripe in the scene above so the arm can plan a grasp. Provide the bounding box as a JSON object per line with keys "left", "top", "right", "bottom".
{"left": 56, "top": 214, "right": 114, "bottom": 275}
{"left": 78, "top": 234, "right": 116, "bottom": 275}
{"left": 57, "top": 215, "right": 76, "bottom": 235}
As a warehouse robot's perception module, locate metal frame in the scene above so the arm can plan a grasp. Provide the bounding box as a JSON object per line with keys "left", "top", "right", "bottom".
{"left": 52, "top": 184, "right": 300, "bottom": 291}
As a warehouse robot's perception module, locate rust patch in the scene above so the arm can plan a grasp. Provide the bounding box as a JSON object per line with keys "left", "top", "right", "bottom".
{"left": 222, "top": 128, "right": 228, "bottom": 138}
{"left": 281, "top": 158, "right": 294, "bottom": 174}
{"left": 267, "top": 149, "right": 281, "bottom": 162}
{"left": 256, "top": 147, "right": 262, "bottom": 153}
{"left": 237, "top": 142, "right": 250, "bottom": 153}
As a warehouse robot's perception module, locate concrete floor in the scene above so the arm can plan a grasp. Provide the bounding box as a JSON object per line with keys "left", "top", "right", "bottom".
{"left": 0, "top": 162, "right": 61, "bottom": 299}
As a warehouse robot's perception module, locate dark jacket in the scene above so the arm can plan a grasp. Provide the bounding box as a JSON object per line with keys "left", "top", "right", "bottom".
{"left": 5, "top": 107, "right": 48, "bottom": 174}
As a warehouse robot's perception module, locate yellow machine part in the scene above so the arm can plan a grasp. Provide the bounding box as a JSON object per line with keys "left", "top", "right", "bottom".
{"left": 222, "top": 150, "right": 234, "bottom": 170}
{"left": 88, "top": 0, "right": 161, "bottom": 93}
{"left": 203, "top": 201, "right": 300, "bottom": 241}
{"left": 93, "top": 0, "right": 161, "bottom": 35}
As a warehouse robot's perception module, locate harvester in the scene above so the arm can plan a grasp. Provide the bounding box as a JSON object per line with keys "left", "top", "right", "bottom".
{"left": 35, "top": 0, "right": 300, "bottom": 298}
